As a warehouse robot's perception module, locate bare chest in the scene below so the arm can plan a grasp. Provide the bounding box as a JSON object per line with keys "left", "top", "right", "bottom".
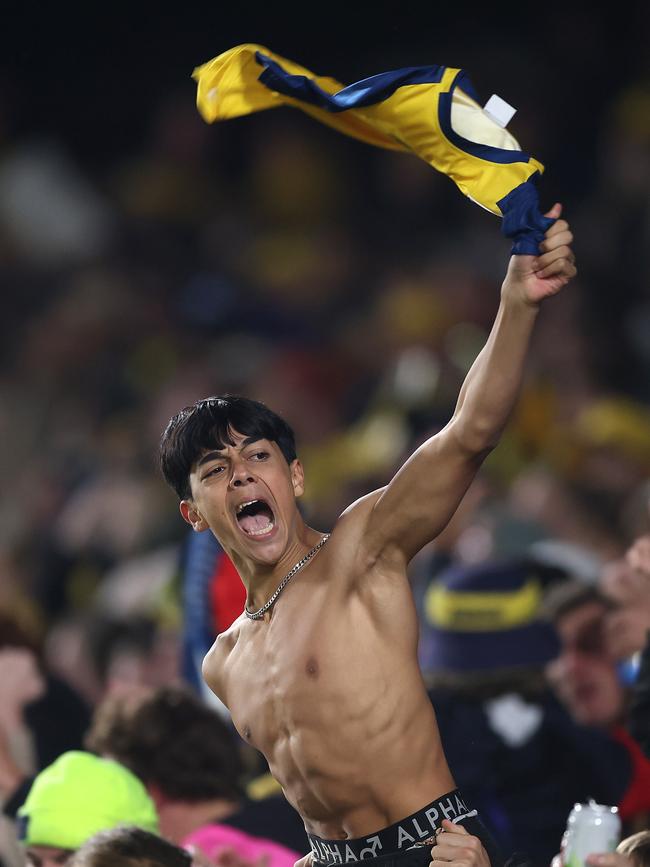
{"left": 222, "top": 578, "right": 418, "bottom": 758}
{"left": 225, "top": 603, "right": 348, "bottom": 750}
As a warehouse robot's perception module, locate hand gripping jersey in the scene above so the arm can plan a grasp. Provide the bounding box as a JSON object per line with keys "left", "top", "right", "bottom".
{"left": 193, "top": 44, "right": 553, "bottom": 254}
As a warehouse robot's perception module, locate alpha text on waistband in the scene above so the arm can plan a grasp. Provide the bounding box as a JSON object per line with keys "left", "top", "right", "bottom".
{"left": 307, "top": 789, "right": 478, "bottom": 863}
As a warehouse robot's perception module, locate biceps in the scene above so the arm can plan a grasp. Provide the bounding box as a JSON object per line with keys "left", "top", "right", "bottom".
{"left": 367, "top": 435, "right": 486, "bottom": 562}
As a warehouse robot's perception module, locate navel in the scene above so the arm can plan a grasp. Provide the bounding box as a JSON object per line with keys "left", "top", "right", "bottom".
{"left": 243, "top": 725, "right": 252, "bottom": 741}
{"left": 305, "top": 656, "right": 319, "bottom": 678}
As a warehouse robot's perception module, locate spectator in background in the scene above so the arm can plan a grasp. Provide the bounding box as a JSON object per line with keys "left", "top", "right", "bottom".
{"left": 543, "top": 580, "right": 650, "bottom": 831}
{"left": 14, "top": 751, "right": 158, "bottom": 867}
{"left": 0, "top": 645, "right": 45, "bottom": 867}
{"left": 600, "top": 535, "right": 650, "bottom": 761}
{"left": 0, "top": 612, "right": 90, "bottom": 771}
{"left": 543, "top": 583, "right": 625, "bottom": 728}
{"left": 85, "top": 615, "right": 181, "bottom": 700}
{"left": 85, "top": 686, "right": 306, "bottom": 862}
{"left": 0, "top": 612, "right": 91, "bottom": 865}
{"left": 600, "top": 557, "right": 650, "bottom": 669}
{"left": 0, "top": 646, "right": 45, "bottom": 797}
{"left": 421, "top": 558, "right": 635, "bottom": 865}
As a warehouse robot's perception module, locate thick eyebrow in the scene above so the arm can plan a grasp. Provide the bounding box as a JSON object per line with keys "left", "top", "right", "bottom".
{"left": 196, "top": 437, "right": 263, "bottom": 468}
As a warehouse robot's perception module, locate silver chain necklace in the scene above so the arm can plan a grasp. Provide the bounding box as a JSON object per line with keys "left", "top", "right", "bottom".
{"left": 245, "top": 534, "right": 330, "bottom": 620}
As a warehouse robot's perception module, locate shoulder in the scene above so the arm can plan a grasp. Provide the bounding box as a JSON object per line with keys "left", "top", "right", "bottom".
{"left": 323, "top": 487, "right": 397, "bottom": 584}
{"left": 338, "top": 488, "right": 385, "bottom": 523}
{"left": 202, "top": 614, "right": 246, "bottom": 702}
{"left": 329, "top": 488, "right": 385, "bottom": 562}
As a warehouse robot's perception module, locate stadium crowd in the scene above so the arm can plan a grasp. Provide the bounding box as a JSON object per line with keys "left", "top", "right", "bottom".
{"left": 1, "top": 7, "right": 650, "bottom": 867}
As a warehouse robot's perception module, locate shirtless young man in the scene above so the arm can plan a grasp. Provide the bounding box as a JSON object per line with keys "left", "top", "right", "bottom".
{"left": 160, "top": 206, "right": 576, "bottom": 867}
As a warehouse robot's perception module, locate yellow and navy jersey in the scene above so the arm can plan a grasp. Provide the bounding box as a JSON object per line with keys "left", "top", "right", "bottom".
{"left": 193, "top": 44, "right": 554, "bottom": 254}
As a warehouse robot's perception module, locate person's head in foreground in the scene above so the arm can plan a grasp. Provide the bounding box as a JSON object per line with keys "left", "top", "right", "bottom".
{"left": 85, "top": 686, "right": 244, "bottom": 839}
{"left": 160, "top": 396, "right": 303, "bottom": 566}
{"left": 68, "top": 827, "right": 191, "bottom": 867}
{"left": 17, "top": 751, "right": 158, "bottom": 867}
{"left": 543, "top": 581, "right": 625, "bottom": 727}
{"left": 617, "top": 831, "right": 650, "bottom": 867}
{"left": 584, "top": 831, "right": 650, "bottom": 867}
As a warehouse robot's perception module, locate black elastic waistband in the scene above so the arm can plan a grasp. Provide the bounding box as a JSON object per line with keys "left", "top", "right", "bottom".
{"left": 307, "top": 789, "right": 477, "bottom": 863}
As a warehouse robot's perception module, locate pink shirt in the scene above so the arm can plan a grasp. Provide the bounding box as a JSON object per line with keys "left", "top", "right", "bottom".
{"left": 183, "top": 823, "right": 301, "bottom": 867}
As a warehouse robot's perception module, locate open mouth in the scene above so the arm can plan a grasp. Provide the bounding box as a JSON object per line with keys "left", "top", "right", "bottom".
{"left": 235, "top": 499, "right": 276, "bottom": 537}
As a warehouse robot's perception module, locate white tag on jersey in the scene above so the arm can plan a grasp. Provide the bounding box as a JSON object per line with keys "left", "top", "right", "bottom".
{"left": 484, "top": 94, "right": 517, "bottom": 128}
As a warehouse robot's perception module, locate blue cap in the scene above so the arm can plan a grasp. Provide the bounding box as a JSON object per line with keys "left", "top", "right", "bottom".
{"left": 421, "top": 560, "right": 560, "bottom": 673}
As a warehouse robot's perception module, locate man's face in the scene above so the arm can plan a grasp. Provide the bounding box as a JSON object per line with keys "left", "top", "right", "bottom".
{"left": 25, "top": 846, "right": 74, "bottom": 867}
{"left": 545, "top": 600, "right": 625, "bottom": 728}
{"left": 180, "top": 431, "right": 304, "bottom": 566}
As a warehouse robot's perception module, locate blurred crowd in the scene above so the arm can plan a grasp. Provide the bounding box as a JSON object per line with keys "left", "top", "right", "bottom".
{"left": 1, "top": 15, "right": 650, "bottom": 867}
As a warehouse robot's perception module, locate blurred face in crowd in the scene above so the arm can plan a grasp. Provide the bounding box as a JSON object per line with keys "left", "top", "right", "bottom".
{"left": 545, "top": 600, "right": 625, "bottom": 728}
{"left": 25, "top": 845, "right": 74, "bottom": 867}
{"left": 180, "top": 430, "right": 305, "bottom": 567}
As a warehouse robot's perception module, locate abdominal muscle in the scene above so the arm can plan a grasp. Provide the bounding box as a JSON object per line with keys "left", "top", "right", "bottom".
{"left": 222, "top": 574, "right": 456, "bottom": 841}
{"left": 269, "top": 687, "right": 455, "bottom": 840}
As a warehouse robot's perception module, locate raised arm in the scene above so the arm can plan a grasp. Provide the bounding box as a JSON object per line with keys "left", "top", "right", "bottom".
{"left": 362, "top": 204, "right": 576, "bottom": 568}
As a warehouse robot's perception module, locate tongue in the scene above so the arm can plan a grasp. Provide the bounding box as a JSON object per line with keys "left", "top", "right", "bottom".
{"left": 240, "top": 513, "right": 273, "bottom": 534}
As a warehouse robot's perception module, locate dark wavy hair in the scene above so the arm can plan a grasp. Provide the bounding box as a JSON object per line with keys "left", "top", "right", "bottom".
{"left": 86, "top": 686, "right": 245, "bottom": 802}
{"left": 159, "top": 395, "right": 297, "bottom": 500}
{"left": 69, "top": 827, "right": 191, "bottom": 867}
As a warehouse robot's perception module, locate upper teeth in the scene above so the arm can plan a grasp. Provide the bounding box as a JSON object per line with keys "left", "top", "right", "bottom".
{"left": 237, "top": 500, "right": 258, "bottom": 514}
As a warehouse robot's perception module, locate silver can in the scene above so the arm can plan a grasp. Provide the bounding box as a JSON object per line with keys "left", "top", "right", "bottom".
{"left": 562, "top": 801, "right": 621, "bottom": 867}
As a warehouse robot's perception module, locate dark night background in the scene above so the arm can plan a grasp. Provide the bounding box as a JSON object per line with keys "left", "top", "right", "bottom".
{"left": 1, "top": 5, "right": 650, "bottom": 866}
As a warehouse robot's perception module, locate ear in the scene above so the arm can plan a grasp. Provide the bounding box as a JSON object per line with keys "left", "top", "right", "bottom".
{"left": 180, "top": 500, "right": 208, "bottom": 532}
{"left": 290, "top": 459, "right": 305, "bottom": 498}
